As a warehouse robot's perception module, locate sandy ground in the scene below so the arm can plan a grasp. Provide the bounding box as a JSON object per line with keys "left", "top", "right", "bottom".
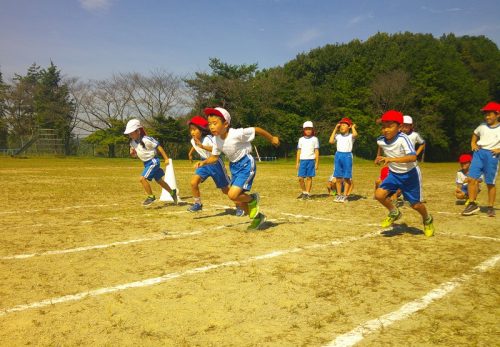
{"left": 0, "top": 157, "right": 498, "bottom": 346}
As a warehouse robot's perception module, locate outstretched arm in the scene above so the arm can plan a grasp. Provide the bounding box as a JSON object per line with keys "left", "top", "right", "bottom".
{"left": 255, "top": 127, "right": 280, "bottom": 146}
{"left": 375, "top": 154, "right": 417, "bottom": 166}
{"left": 195, "top": 154, "right": 220, "bottom": 168}
{"left": 329, "top": 124, "right": 340, "bottom": 144}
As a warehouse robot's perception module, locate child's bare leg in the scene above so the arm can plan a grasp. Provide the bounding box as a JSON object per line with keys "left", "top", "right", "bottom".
{"left": 221, "top": 186, "right": 241, "bottom": 209}
{"left": 375, "top": 188, "right": 395, "bottom": 211}
{"left": 343, "top": 178, "right": 352, "bottom": 196}
{"left": 455, "top": 191, "right": 467, "bottom": 199}
{"left": 305, "top": 177, "right": 312, "bottom": 194}
{"left": 299, "top": 177, "right": 306, "bottom": 192}
{"left": 411, "top": 202, "right": 430, "bottom": 221}
{"left": 140, "top": 176, "right": 153, "bottom": 195}
{"left": 487, "top": 184, "right": 496, "bottom": 206}
{"left": 227, "top": 186, "right": 252, "bottom": 214}
{"left": 335, "top": 178, "right": 343, "bottom": 196}
{"left": 467, "top": 179, "right": 479, "bottom": 201}
{"left": 156, "top": 178, "right": 172, "bottom": 193}
{"left": 191, "top": 175, "right": 202, "bottom": 198}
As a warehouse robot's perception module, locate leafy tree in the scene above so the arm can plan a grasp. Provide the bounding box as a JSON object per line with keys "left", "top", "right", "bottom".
{"left": 0, "top": 70, "right": 8, "bottom": 148}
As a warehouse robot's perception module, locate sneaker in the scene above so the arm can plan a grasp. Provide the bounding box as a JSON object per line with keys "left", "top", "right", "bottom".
{"left": 235, "top": 207, "right": 245, "bottom": 217}
{"left": 341, "top": 195, "right": 348, "bottom": 203}
{"left": 143, "top": 196, "right": 156, "bottom": 206}
{"left": 188, "top": 202, "right": 203, "bottom": 212}
{"left": 423, "top": 215, "right": 435, "bottom": 237}
{"left": 171, "top": 189, "right": 178, "bottom": 204}
{"left": 487, "top": 206, "right": 496, "bottom": 217}
{"left": 247, "top": 213, "right": 267, "bottom": 231}
{"left": 303, "top": 194, "right": 311, "bottom": 200}
{"left": 462, "top": 202, "right": 480, "bottom": 216}
{"left": 297, "top": 193, "right": 305, "bottom": 199}
{"left": 334, "top": 195, "right": 342, "bottom": 203}
{"left": 381, "top": 209, "right": 402, "bottom": 228}
{"left": 248, "top": 193, "right": 260, "bottom": 219}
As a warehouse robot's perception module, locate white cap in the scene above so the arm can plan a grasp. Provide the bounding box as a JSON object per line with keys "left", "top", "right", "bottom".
{"left": 204, "top": 107, "right": 231, "bottom": 124}
{"left": 303, "top": 121, "right": 314, "bottom": 128}
{"left": 403, "top": 115, "right": 413, "bottom": 124}
{"left": 124, "top": 119, "right": 143, "bottom": 134}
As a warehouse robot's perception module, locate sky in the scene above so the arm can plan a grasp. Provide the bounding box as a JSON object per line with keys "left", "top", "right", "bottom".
{"left": 1, "top": 0, "right": 499, "bottom": 81}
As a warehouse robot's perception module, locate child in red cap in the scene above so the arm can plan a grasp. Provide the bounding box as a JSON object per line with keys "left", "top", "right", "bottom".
{"left": 374, "top": 110, "right": 434, "bottom": 237}
{"left": 455, "top": 153, "right": 482, "bottom": 204}
{"left": 462, "top": 102, "right": 500, "bottom": 217}
{"left": 187, "top": 115, "right": 242, "bottom": 214}
{"left": 328, "top": 117, "right": 358, "bottom": 202}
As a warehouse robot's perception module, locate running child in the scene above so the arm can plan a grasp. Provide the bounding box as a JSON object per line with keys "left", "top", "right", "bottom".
{"left": 461, "top": 102, "right": 500, "bottom": 217}
{"left": 187, "top": 115, "right": 244, "bottom": 215}
{"left": 455, "top": 153, "right": 482, "bottom": 204}
{"left": 374, "top": 110, "right": 435, "bottom": 236}
{"left": 124, "top": 119, "right": 177, "bottom": 206}
{"left": 195, "top": 107, "right": 280, "bottom": 230}
{"left": 402, "top": 115, "right": 426, "bottom": 159}
{"left": 296, "top": 121, "right": 319, "bottom": 199}
{"left": 329, "top": 117, "right": 357, "bottom": 202}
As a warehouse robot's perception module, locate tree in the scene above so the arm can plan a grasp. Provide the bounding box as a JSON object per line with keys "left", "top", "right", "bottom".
{"left": 0, "top": 70, "right": 8, "bottom": 148}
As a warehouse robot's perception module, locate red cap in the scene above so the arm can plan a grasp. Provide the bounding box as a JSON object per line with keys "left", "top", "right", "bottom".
{"left": 188, "top": 115, "right": 208, "bottom": 129}
{"left": 480, "top": 102, "right": 500, "bottom": 112}
{"left": 338, "top": 117, "right": 352, "bottom": 126}
{"left": 380, "top": 110, "right": 404, "bottom": 124}
{"left": 458, "top": 154, "right": 472, "bottom": 163}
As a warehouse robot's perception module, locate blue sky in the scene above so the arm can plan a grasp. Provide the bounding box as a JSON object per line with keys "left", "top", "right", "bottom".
{"left": 1, "top": 0, "right": 499, "bottom": 81}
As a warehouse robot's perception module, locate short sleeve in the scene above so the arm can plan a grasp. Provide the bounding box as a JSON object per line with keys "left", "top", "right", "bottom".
{"left": 202, "top": 136, "right": 213, "bottom": 147}
{"left": 241, "top": 127, "right": 256, "bottom": 143}
{"left": 401, "top": 137, "right": 416, "bottom": 155}
{"left": 314, "top": 137, "right": 320, "bottom": 149}
{"left": 297, "top": 137, "right": 303, "bottom": 149}
{"left": 211, "top": 142, "right": 221, "bottom": 156}
{"left": 416, "top": 133, "right": 425, "bottom": 144}
{"left": 143, "top": 137, "right": 158, "bottom": 150}
{"left": 473, "top": 124, "right": 483, "bottom": 136}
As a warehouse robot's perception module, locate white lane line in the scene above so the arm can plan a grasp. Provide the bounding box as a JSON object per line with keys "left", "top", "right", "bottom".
{"left": 324, "top": 253, "right": 500, "bottom": 347}
{"left": 0, "top": 230, "right": 380, "bottom": 317}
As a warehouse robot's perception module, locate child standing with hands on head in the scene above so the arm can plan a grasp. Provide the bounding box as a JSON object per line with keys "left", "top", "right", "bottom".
{"left": 124, "top": 119, "right": 177, "bottom": 206}
{"left": 329, "top": 117, "right": 357, "bottom": 203}
{"left": 374, "top": 110, "right": 434, "bottom": 236}
{"left": 296, "top": 121, "right": 319, "bottom": 199}
{"left": 461, "top": 102, "right": 500, "bottom": 217}
{"left": 195, "top": 107, "right": 280, "bottom": 230}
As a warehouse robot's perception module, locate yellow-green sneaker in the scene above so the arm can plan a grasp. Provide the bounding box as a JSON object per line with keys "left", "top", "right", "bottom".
{"left": 247, "top": 213, "right": 266, "bottom": 231}
{"left": 381, "top": 209, "right": 402, "bottom": 228}
{"left": 248, "top": 193, "right": 260, "bottom": 219}
{"left": 423, "top": 215, "right": 435, "bottom": 237}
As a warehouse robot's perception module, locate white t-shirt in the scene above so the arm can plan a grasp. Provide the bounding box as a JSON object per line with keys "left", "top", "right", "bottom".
{"left": 212, "top": 127, "right": 255, "bottom": 163}
{"left": 456, "top": 170, "right": 483, "bottom": 186}
{"left": 474, "top": 123, "right": 500, "bottom": 150}
{"left": 376, "top": 132, "right": 417, "bottom": 173}
{"left": 297, "top": 136, "right": 319, "bottom": 160}
{"left": 191, "top": 135, "right": 214, "bottom": 160}
{"left": 335, "top": 133, "right": 354, "bottom": 153}
{"left": 406, "top": 131, "right": 425, "bottom": 148}
{"left": 130, "top": 136, "right": 159, "bottom": 162}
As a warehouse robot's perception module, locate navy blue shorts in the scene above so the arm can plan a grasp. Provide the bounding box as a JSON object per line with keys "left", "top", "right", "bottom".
{"left": 195, "top": 158, "right": 231, "bottom": 189}
{"left": 229, "top": 154, "right": 256, "bottom": 191}
{"left": 298, "top": 159, "right": 316, "bottom": 177}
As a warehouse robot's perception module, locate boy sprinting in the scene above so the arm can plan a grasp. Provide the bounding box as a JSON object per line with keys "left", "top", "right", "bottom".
{"left": 329, "top": 117, "right": 358, "bottom": 203}
{"left": 374, "top": 110, "right": 435, "bottom": 237}
{"left": 462, "top": 102, "right": 500, "bottom": 217}
{"left": 195, "top": 107, "right": 280, "bottom": 230}
{"left": 296, "top": 121, "right": 319, "bottom": 200}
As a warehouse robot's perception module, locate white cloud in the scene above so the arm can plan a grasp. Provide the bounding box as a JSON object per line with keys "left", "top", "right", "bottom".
{"left": 287, "top": 28, "right": 321, "bottom": 48}
{"left": 348, "top": 13, "right": 374, "bottom": 26}
{"left": 79, "top": 0, "right": 113, "bottom": 12}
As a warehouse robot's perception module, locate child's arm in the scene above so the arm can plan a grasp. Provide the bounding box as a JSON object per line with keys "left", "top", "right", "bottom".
{"left": 329, "top": 124, "right": 340, "bottom": 144}
{"left": 415, "top": 143, "right": 425, "bottom": 157}
{"left": 471, "top": 134, "right": 479, "bottom": 151}
{"left": 314, "top": 148, "right": 319, "bottom": 169}
{"left": 375, "top": 154, "right": 417, "bottom": 166}
{"left": 188, "top": 147, "right": 195, "bottom": 163}
{"left": 351, "top": 124, "right": 358, "bottom": 139}
{"left": 374, "top": 146, "right": 382, "bottom": 164}
{"left": 255, "top": 127, "right": 280, "bottom": 146}
{"left": 296, "top": 149, "right": 301, "bottom": 169}
{"left": 195, "top": 155, "right": 220, "bottom": 168}
{"left": 157, "top": 145, "right": 170, "bottom": 166}
{"left": 193, "top": 137, "right": 213, "bottom": 152}
{"left": 492, "top": 148, "right": 500, "bottom": 155}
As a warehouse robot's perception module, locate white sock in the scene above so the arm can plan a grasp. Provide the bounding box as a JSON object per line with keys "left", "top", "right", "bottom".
{"left": 194, "top": 197, "right": 201, "bottom": 204}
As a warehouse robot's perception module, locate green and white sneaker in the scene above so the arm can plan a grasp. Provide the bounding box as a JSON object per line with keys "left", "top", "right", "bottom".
{"left": 381, "top": 208, "right": 402, "bottom": 228}
{"left": 423, "top": 215, "right": 435, "bottom": 237}
{"left": 143, "top": 195, "right": 156, "bottom": 206}
{"left": 247, "top": 213, "right": 267, "bottom": 231}
{"left": 248, "top": 193, "right": 260, "bottom": 219}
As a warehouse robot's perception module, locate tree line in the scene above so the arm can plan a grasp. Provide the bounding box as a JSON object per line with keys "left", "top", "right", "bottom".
{"left": 1, "top": 32, "right": 499, "bottom": 160}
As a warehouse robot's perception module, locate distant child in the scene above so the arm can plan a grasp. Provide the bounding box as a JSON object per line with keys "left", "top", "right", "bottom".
{"left": 124, "top": 119, "right": 177, "bottom": 206}
{"left": 461, "top": 102, "right": 500, "bottom": 217}
{"left": 187, "top": 115, "right": 244, "bottom": 215}
{"left": 374, "top": 110, "right": 434, "bottom": 236}
{"left": 195, "top": 107, "right": 280, "bottom": 230}
{"left": 296, "top": 121, "right": 319, "bottom": 199}
{"left": 329, "top": 117, "right": 357, "bottom": 202}
{"left": 401, "top": 115, "right": 426, "bottom": 159}
{"left": 455, "top": 153, "right": 482, "bottom": 204}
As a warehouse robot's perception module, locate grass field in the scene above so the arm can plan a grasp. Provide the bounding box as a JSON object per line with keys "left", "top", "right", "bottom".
{"left": 0, "top": 156, "right": 499, "bottom": 346}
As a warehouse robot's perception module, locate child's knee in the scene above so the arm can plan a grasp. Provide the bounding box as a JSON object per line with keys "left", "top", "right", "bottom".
{"left": 140, "top": 176, "right": 147, "bottom": 183}
{"left": 227, "top": 190, "right": 240, "bottom": 201}
{"left": 374, "top": 189, "right": 388, "bottom": 201}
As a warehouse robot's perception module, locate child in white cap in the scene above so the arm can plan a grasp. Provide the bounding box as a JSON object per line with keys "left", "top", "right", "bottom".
{"left": 296, "top": 121, "right": 319, "bottom": 199}
{"left": 402, "top": 115, "right": 426, "bottom": 159}
{"left": 195, "top": 107, "right": 280, "bottom": 231}
{"left": 124, "top": 119, "right": 177, "bottom": 206}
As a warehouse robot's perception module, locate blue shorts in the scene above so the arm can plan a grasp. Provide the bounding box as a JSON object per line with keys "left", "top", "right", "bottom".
{"left": 379, "top": 167, "right": 423, "bottom": 205}
{"left": 229, "top": 154, "right": 256, "bottom": 191}
{"left": 195, "top": 158, "right": 231, "bottom": 189}
{"left": 333, "top": 152, "right": 353, "bottom": 179}
{"left": 142, "top": 158, "right": 165, "bottom": 181}
{"left": 469, "top": 149, "right": 499, "bottom": 185}
{"left": 298, "top": 159, "right": 316, "bottom": 177}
